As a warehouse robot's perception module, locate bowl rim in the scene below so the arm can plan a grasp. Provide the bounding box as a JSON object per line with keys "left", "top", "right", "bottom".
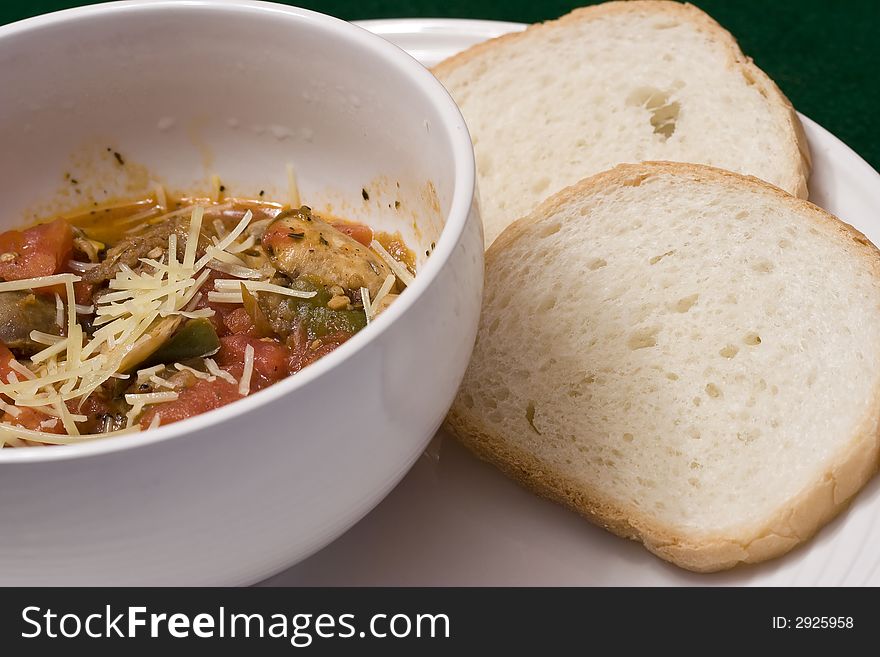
{"left": 0, "top": 0, "right": 477, "bottom": 464}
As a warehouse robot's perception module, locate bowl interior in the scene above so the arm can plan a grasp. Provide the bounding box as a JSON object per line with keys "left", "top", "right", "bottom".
{"left": 0, "top": 1, "right": 452, "bottom": 263}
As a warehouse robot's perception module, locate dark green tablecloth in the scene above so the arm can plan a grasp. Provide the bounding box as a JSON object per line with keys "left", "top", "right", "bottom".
{"left": 3, "top": 1, "right": 878, "bottom": 172}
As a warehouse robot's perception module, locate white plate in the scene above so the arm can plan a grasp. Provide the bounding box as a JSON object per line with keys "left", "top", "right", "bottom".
{"left": 263, "top": 19, "right": 880, "bottom": 586}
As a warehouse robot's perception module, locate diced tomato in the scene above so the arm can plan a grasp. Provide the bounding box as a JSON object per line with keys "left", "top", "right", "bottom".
{"left": 73, "top": 281, "right": 96, "bottom": 305}
{"left": 223, "top": 307, "right": 257, "bottom": 336}
{"left": 332, "top": 221, "right": 373, "bottom": 247}
{"left": 199, "top": 303, "right": 231, "bottom": 337}
{"left": 139, "top": 379, "right": 242, "bottom": 428}
{"left": 217, "top": 334, "right": 291, "bottom": 390}
{"left": 287, "top": 330, "right": 353, "bottom": 374}
{"left": 3, "top": 406, "right": 64, "bottom": 434}
{"left": 0, "top": 219, "right": 73, "bottom": 289}
{"left": 193, "top": 270, "right": 243, "bottom": 337}
{"left": 0, "top": 342, "right": 14, "bottom": 386}
{"left": 67, "top": 394, "right": 116, "bottom": 434}
{"left": 0, "top": 342, "right": 17, "bottom": 404}
{"left": 0, "top": 352, "right": 113, "bottom": 432}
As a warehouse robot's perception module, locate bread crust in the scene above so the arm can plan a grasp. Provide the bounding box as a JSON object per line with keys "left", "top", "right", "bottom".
{"left": 446, "top": 161, "right": 880, "bottom": 572}
{"left": 432, "top": 1, "right": 811, "bottom": 201}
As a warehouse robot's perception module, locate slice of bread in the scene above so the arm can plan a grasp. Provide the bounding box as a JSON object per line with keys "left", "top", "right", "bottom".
{"left": 433, "top": 1, "right": 811, "bottom": 247}
{"left": 446, "top": 162, "right": 880, "bottom": 572}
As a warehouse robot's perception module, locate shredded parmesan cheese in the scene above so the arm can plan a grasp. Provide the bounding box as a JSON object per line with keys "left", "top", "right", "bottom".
{"left": 371, "top": 274, "right": 396, "bottom": 313}
{"left": 40, "top": 404, "right": 86, "bottom": 423}
{"left": 174, "top": 362, "right": 215, "bottom": 381}
{"left": 183, "top": 206, "right": 204, "bottom": 270}
{"left": 0, "top": 189, "right": 401, "bottom": 446}
{"left": 0, "top": 206, "right": 254, "bottom": 444}
{"left": 125, "top": 404, "right": 144, "bottom": 428}
{"left": 136, "top": 364, "right": 165, "bottom": 383}
{"left": 207, "top": 250, "right": 249, "bottom": 267}
{"left": 205, "top": 291, "right": 246, "bottom": 304}
{"left": 149, "top": 375, "right": 175, "bottom": 390}
{"left": 361, "top": 287, "right": 372, "bottom": 324}
{"left": 55, "top": 400, "right": 80, "bottom": 435}
{"left": 54, "top": 293, "right": 64, "bottom": 328}
{"left": 226, "top": 234, "right": 256, "bottom": 254}
{"left": 184, "top": 292, "right": 203, "bottom": 312}
{"left": 8, "top": 360, "right": 36, "bottom": 380}
{"left": 204, "top": 358, "right": 237, "bottom": 385}
{"left": 247, "top": 218, "right": 272, "bottom": 239}
{"left": 239, "top": 344, "right": 255, "bottom": 396}
{"left": 212, "top": 279, "right": 317, "bottom": 298}
{"left": 212, "top": 218, "right": 227, "bottom": 239}
{"left": 65, "top": 279, "right": 76, "bottom": 331}
{"left": 124, "top": 391, "right": 179, "bottom": 405}
{"left": 0, "top": 421, "right": 137, "bottom": 445}
{"left": 175, "top": 308, "right": 215, "bottom": 319}
{"left": 206, "top": 260, "right": 264, "bottom": 279}
{"left": 193, "top": 212, "right": 253, "bottom": 271}
{"left": 0, "top": 273, "right": 79, "bottom": 293}
{"left": 371, "top": 240, "right": 415, "bottom": 287}
{"left": 29, "top": 331, "right": 64, "bottom": 345}
{"left": 66, "top": 325, "right": 82, "bottom": 369}
{"left": 0, "top": 400, "right": 21, "bottom": 417}
{"left": 30, "top": 338, "right": 71, "bottom": 364}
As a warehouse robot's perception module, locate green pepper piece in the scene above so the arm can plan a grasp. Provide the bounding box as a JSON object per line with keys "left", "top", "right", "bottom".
{"left": 240, "top": 284, "right": 274, "bottom": 338}
{"left": 306, "top": 305, "right": 367, "bottom": 338}
{"left": 146, "top": 318, "right": 220, "bottom": 366}
{"left": 284, "top": 277, "right": 367, "bottom": 338}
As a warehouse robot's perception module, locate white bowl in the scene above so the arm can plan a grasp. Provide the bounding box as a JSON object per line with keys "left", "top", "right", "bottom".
{"left": 0, "top": 0, "right": 482, "bottom": 585}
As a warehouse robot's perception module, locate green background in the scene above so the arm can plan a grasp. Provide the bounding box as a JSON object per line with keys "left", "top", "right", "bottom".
{"left": 2, "top": 1, "right": 878, "bottom": 171}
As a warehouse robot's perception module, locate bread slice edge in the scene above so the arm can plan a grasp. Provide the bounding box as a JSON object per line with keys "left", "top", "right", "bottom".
{"left": 431, "top": 0, "right": 812, "bottom": 199}
{"left": 446, "top": 161, "right": 880, "bottom": 573}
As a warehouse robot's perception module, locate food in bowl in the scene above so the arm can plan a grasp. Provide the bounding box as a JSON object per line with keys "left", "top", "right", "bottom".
{"left": 0, "top": 189, "right": 416, "bottom": 447}
{"left": 0, "top": 0, "right": 481, "bottom": 586}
